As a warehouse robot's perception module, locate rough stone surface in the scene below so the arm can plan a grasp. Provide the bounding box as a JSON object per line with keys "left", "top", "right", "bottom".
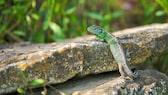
{"left": 0, "top": 23, "right": 168, "bottom": 94}
{"left": 72, "top": 69, "right": 168, "bottom": 95}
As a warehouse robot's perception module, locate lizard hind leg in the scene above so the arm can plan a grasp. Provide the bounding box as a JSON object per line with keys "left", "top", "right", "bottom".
{"left": 118, "top": 64, "right": 127, "bottom": 77}
{"left": 118, "top": 64, "right": 135, "bottom": 79}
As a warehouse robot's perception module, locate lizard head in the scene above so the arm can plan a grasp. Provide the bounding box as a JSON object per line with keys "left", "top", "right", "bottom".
{"left": 87, "top": 25, "right": 106, "bottom": 39}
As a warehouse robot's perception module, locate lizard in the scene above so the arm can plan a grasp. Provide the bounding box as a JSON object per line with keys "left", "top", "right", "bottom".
{"left": 87, "top": 25, "right": 138, "bottom": 79}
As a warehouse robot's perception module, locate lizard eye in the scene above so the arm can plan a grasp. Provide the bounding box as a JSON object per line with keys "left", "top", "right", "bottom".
{"left": 98, "top": 28, "right": 103, "bottom": 34}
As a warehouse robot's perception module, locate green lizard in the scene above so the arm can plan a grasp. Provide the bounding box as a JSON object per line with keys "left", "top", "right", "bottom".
{"left": 87, "top": 25, "right": 137, "bottom": 79}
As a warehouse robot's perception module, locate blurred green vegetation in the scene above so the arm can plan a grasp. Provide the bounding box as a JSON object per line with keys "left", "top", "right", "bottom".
{"left": 0, "top": 0, "right": 167, "bottom": 43}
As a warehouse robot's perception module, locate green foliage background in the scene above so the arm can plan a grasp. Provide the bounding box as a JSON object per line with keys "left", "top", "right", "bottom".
{"left": 0, "top": 0, "right": 167, "bottom": 43}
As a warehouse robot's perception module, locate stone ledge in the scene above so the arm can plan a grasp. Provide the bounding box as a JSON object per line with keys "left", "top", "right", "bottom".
{"left": 0, "top": 23, "right": 168, "bottom": 94}
{"left": 72, "top": 69, "right": 168, "bottom": 95}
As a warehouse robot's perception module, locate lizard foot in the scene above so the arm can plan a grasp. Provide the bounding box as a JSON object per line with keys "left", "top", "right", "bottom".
{"left": 120, "top": 69, "right": 139, "bottom": 82}
{"left": 119, "top": 64, "right": 138, "bottom": 79}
